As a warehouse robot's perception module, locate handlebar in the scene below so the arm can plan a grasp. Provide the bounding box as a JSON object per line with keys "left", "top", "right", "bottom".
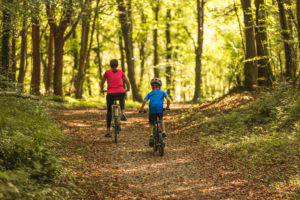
{"left": 138, "top": 108, "right": 170, "bottom": 114}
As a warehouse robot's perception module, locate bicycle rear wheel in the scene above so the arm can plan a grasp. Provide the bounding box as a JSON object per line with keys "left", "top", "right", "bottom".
{"left": 114, "top": 117, "right": 118, "bottom": 143}
{"left": 158, "top": 132, "right": 164, "bottom": 156}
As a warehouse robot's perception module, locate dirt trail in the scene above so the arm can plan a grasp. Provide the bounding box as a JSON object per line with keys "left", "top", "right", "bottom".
{"left": 52, "top": 106, "right": 271, "bottom": 200}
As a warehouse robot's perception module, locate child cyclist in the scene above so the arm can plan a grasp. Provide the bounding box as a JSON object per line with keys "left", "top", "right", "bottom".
{"left": 139, "top": 78, "right": 171, "bottom": 144}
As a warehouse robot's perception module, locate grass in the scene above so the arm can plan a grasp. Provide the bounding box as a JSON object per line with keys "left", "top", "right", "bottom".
{"left": 0, "top": 96, "right": 72, "bottom": 200}
{"left": 187, "top": 83, "right": 300, "bottom": 198}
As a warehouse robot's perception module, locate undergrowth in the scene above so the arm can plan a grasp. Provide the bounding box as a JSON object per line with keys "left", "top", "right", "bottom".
{"left": 192, "top": 83, "right": 300, "bottom": 198}
{"left": 45, "top": 95, "right": 141, "bottom": 109}
{"left": 0, "top": 96, "right": 72, "bottom": 200}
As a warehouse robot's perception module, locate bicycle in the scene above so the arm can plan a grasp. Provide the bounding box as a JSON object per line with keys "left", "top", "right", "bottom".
{"left": 103, "top": 91, "right": 122, "bottom": 143}
{"left": 139, "top": 109, "right": 169, "bottom": 156}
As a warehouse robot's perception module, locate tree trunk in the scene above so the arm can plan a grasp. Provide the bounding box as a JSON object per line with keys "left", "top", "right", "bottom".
{"left": 277, "top": 0, "right": 296, "bottom": 79}
{"left": 119, "top": 30, "right": 126, "bottom": 73}
{"left": 10, "top": 31, "right": 17, "bottom": 84}
{"left": 53, "top": 32, "right": 65, "bottom": 96}
{"left": 31, "top": 17, "right": 41, "bottom": 95}
{"left": 255, "top": 0, "right": 273, "bottom": 86}
{"left": 139, "top": 10, "right": 147, "bottom": 85}
{"left": 117, "top": 0, "right": 142, "bottom": 102}
{"left": 297, "top": 0, "right": 300, "bottom": 50}
{"left": 75, "top": 0, "right": 91, "bottom": 99}
{"left": 45, "top": 28, "right": 54, "bottom": 94}
{"left": 18, "top": 1, "right": 28, "bottom": 91}
{"left": 241, "top": 0, "right": 258, "bottom": 90}
{"left": 193, "top": 0, "right": 204, "bottom": 102}
{"left": 76, "top": 22, "right": 90, "bottom": 98}
{"left": 166, "top": 9, "right": 172, "bottom": 95}
{"left": 153, "top": 3, "right": 160, "bottom": 78}
{"left": 1, "top": 2, "right": 11, "bottom": 89}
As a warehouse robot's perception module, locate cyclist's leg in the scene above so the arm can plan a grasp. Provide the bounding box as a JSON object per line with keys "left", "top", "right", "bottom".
{"left": 158, "top": 113, "right": 167, "bottom": 138}
{"left": 106, "top": 93, "right": 113, "bottom": 130}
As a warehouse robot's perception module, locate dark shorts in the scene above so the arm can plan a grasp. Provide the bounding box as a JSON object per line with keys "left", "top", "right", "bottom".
{"left": 149, "top": 113, "right": 163, "bottom": 125}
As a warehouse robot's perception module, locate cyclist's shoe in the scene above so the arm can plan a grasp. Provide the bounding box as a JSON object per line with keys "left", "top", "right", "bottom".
{"left": 104, "top": 130, "right": 111, "bottom": 137}
{"left": 149, "top": 134, "right": 154, "bottom": 147}
{"left": 121, "top": 112, "right": 127, "bottom": 121}
{"left": 162, "top": 132, "right": 167, "bottom": 139}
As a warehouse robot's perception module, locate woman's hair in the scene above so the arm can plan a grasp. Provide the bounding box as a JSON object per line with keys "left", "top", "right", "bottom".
{"left": 110, "top": 59, "right": 118, "bottom": 73}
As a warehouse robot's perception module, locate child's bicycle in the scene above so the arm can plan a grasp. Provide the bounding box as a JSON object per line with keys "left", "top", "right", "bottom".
{"left": 103, "top": 91, "right": 121, "bottom": 143}
{"left": 139, "top": 109, "right": 170, "bottom": 156}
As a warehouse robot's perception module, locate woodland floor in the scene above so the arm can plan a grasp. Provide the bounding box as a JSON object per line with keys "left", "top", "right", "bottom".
{"left": 51, "top": 102, "right": 280, "bottom": 200}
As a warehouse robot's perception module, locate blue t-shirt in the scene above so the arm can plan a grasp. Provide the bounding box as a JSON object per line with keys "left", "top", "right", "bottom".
{"left": 145, "top": 89, "right": 168, "bottom": 114}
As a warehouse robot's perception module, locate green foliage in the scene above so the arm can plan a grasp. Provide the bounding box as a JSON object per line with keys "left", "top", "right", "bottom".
{"left": 196, "top": 83, "right": 300, "bottom": 186}
{"left": 0, "top": 96, "right": 70, "bottom": 199}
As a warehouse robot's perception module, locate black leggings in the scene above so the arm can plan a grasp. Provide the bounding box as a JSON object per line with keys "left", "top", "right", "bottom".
{"left": 106, "top": 93, "right": 125, "bottom": 128}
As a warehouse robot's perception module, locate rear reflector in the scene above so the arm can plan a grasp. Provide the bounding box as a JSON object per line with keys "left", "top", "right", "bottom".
{"left": 113, "top": 105, "right": 118, "bottom": 109}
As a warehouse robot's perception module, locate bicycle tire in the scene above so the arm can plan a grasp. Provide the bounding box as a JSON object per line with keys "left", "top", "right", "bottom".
{"left": 158, "top": 132, "right": 164, "bottom": 156}
{"left": 114, "top": 117, "right": 118, "bottom": 143}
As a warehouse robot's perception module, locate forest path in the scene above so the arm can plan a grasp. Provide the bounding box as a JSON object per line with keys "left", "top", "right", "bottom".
{"left": 52, "top": 105, "right": 269, "bottom": 200}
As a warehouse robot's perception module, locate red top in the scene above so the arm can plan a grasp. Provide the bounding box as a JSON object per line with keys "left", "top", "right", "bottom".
{"left": 103, "top": 69, "right": 126, "bottom": 94}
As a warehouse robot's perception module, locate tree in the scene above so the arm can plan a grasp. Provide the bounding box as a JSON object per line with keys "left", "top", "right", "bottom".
{"left": 255, "top": 0, "right": 273, "bottom": 86}
{"left": 241, "top": 0, "right": 258, "bottom": 90}
{"left": 75, "top": 0, "right": 91, "bottom": 98}
{"left": 166, "top": 9, "right": 172, "bottom": 95}
{"left": 297, "top": 0, "right": 300, "bottom": 50}
{"left": 0, "top": 0, "right": 11, "bottom": 89}
{"left": 46, "top": 0, "right": 79, "bottom": 96}
{"left": 30, "top": 4, "right": 41, "bottom": 95}
{"left": 117, "top": 0, "right": 143, "bottom": 102}
{"left": 277, "top": 0, "right": 296, "bottom": 79}
{"left": 18, "top": 0, "right": 28, "bottom": 91}
{"left": 193, "top": 0, "right": 205, "bottom": 102}
{"left": 153, "top": 1, "right": 160, "bottom": 78}
{"left": 45, "top": 28, "right": 54, "bottom": 94}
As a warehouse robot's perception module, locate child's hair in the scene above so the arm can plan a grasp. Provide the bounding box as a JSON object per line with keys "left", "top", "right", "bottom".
{"left": 110, "top": 59, "right": 118, "bottom": 73}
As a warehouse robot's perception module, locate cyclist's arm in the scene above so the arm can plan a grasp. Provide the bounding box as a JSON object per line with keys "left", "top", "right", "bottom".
{"left": 139, "top": 99, "right": 148, "bottom": 112}
{"left": 122, "top": 76, "right": 130, "bottom": 92}
{"left": 100, "top": 76, "right": 107, "bottom": 92}
{"left": 166, "top": 96, "right": 171, "bottom": 109}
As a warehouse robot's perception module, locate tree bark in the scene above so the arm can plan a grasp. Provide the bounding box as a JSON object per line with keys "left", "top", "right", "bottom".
{"left": 1, "top": 1, "right": 11, "bottom": 89}
{"left": 139, "top": 9, "right": 147, "bottom": 85}
{"left": 31, "top": 15, "right": 41, "bottom": 95}
{"left": 153, "top": 3, "right": 160, "bottom": 78}
{"left": 117, "top": 0, "right": 142, "bottom": 102}
{"left": 277, "top": 0, "right": 296, "bottom": 79}
{"left": 255, "top": 0, "right": 273, "bottom": 86}
{"left": 193, "top": 0, "right": 204, "bottom": 102}
{"left": 166, "top": 9, "right": 172, "bottom": 95}
{"left": 10, "top": 31, "right": 17, "bottom": 84}
{"left": 241, "top": 0, "right": 258, "bottom": 90}
{"left": 297, "top": 0, "right": 300, "bottom": 50}
{"left": 45, "top": 28, "right": 54, "bottom": 94}
{"left": 18, "top": 1, "right": 28, "bottom": 91}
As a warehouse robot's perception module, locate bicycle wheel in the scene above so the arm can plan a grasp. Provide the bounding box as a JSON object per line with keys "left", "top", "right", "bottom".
{"left": 114, "top": 117, "right": 118, "bottom": 143}
{"left": 153, "top": 126, "right": 158, "bottom": 152}
{"left": 158, "top": 132, "right": 164, "bottom": 156}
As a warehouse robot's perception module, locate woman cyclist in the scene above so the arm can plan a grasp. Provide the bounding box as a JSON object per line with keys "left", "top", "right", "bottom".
{"left": 100, "top": 59, "right": 130, "bottom": 137}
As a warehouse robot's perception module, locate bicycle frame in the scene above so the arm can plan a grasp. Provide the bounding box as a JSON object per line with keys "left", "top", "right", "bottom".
{"left": 152, "top": 120, "right": 164, "bottom": 156}
{"left": 111, "top": 99, "right": 120, "bottom": 143}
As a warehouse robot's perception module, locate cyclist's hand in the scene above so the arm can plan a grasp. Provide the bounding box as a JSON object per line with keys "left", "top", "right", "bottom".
{"left": 101, "top": 90, "right": 106, "bottom": 94}
{"left": 125, "top": 88, "right": 130, "bottom": 93}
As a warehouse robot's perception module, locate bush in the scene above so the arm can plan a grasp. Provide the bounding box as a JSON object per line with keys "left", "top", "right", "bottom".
{"left": 0, "top": 96, "right": 66, "bottom": 199}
